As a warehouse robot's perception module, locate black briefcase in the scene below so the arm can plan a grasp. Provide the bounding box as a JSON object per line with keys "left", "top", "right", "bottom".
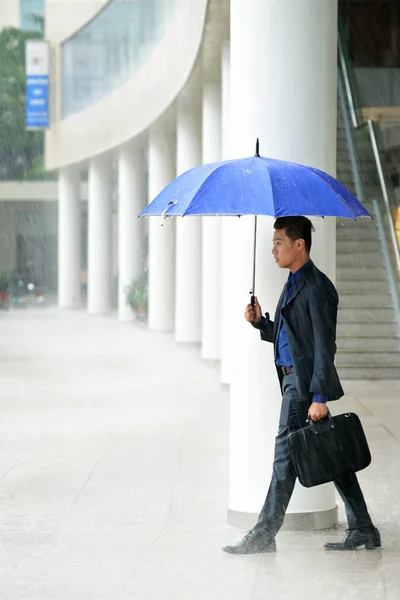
{"left": 287, "top": 412, "right": 371, "bottom": 488}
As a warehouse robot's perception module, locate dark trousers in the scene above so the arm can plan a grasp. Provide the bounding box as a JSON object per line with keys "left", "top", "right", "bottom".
{"left": 256, "top": 372, "right": 374, "bottom": 536}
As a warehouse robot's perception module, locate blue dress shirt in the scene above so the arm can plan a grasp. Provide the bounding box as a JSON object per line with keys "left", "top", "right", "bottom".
{"left": 276, "top": 261, "right": 327, "bottom": 404}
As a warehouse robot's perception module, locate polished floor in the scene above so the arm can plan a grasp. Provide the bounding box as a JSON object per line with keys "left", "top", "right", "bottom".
{"left": 0, "top": 309, "right": 398, "bottom": 599}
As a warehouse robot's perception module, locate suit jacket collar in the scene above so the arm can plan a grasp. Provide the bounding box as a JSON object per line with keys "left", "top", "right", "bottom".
{"left": 285, "top": 259, "right": 315, "bottom": 306}
{"left": 273, "top": 260, "right": 315, "bottom": 341}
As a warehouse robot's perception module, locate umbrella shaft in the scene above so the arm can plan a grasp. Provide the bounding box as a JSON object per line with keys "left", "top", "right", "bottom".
{"left": 251, "top": 216, "right": 257, "bottom": 306}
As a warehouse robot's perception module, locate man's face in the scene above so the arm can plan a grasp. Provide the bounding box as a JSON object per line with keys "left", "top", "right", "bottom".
{"left": 272, "top": 228, "right": 301, "bottom": 269}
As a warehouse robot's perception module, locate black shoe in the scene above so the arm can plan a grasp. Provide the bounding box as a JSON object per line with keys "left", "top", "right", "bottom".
{"left": 324, "top": 528, "right": 381, "bottom": 551}
{"left": 222, "top": 528, "right": 276, "bottom": 555}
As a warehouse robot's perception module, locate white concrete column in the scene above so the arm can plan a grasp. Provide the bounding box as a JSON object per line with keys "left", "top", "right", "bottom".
{"left": 58, "top": 167, "right": 81, "bottom": 309}
{"left": 87, "top": 156, "right": 112, "bottom": 315}
{"left": 118, "top": 143, "right": 146, "bottom": 322}
{"left": 220, "top": 43, "right": 233, "bottom": 385}
{"left": 175, "top": 106, "right": 202, "bottom": 342}
{"left": 228, "top": 0, "right": 338, "bottom": 530}
{"left": 148, "top": 118, "right": 176, "bottom": 331}
{"left": 202, "top": 80, "right": 222, "bottom": 360}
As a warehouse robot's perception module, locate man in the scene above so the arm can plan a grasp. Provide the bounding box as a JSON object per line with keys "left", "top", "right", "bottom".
{"left": 223, "top": 216, "right": 380, "bottom": 554}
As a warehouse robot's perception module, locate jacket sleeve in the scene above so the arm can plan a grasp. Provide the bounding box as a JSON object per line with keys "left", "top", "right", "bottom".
{"left": 308, "top": 284, "right": 338, "bottom": 397}
{"left": 251, "top": 313, "right": 274, "bottom": 343}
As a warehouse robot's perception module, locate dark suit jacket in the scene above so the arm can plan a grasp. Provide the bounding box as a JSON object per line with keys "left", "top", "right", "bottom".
{"left": 254, "top": 261, "right": 344, "bottom": 403}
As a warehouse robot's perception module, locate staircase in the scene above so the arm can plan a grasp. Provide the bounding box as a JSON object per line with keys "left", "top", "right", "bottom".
{"left": 335, "top": 103, "right": 400, "bottom": 379}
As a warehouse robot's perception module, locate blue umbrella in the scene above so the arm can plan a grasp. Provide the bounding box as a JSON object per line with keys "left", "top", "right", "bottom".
{"left": 140, "top": 140, "right": 372, "bottom": 302}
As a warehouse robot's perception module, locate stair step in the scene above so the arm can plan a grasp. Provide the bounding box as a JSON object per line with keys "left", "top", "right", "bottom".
{"left": 336, "top": 175, "right": 355, "bottom": 186}
{"left": 336, "top": 175, "right": 354, "bottom": 186}
{"left": 354, "top": 137, "right": 376, "bottom": 152}
{"left": 336, "top": 230, "right": 379, "bottom": 242}
{"left": 336, "top": 172, "right": 377, "bottom": 186}
{"left": 338, "top": 293, "right": 393, "bottom": 308}
{"left": 339, "top": 307, "right": 395, "bottom": 322}
{"left": 337, "top": 279, "right": 390, "bottom": 293}
{"left": 336, "top": 137, "right": 377, "bottom": 154}
{"left": 361, "top": 176, "right": 382, "bottom": 187}
{"left": 344, "top": 183, "right": 357, "bottom": 195}
{"left": 337, "top": 140, "right": 350, "bottom": 152}
{"left": 336, "top": 350, "right": 400, "bottom": 366}
{"left": 337, "top": 267, "right": 387, "bottom": 281}
{"left": 337, "top": 322, "right": 399, "bottom": 336}
{"left": 337, "top": 161, "right": 378, "bottom": 174}
{"left": 358, "top": 159, "right": 377, "bottom": 170}
{"left": 363, "top": 187, "right": 394, "bottom": 205}
{"left": 337, "top": 134, "right": 359, "bottom": 145}
{"left": 337, "top": 336, "right": 400, "bottom": 351}
{"left": 336, "top": 166, "right": 354, "bottom": 176}
{"left": 336, "top": 167, "right": 354, "bottom": 177}
{"left": 355, "top": 147, "right": 375, "bottom": 159}
{"left": 336, "top": 240, "right": 381, "bottom": 253}
{"left": 359, "top": 201, "right": 376, "bottom": 214}
{"left": 336, "top": 217, "right": 376, "bottom": 228}
{"left": 336, "top": 225, "right": 377, "bottom": 238}
{"left": 335, "top": 102, "right": 400, "bottom": 380}
{"left": 362, "top": 183, "right": 384, "bottom": 194}
{"left": 338, "top": 366, "right": 400, "bottom": 380}
{"left": 337, "top": 217, "right": 376, "bottom": 229}
{"left": 336, "top": 252, "right": 384, "bottom": 268}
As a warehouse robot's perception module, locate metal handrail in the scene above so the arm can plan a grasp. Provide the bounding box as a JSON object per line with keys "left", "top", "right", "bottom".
{"left": 337, "top": 72, "right": 364, "bottom": 203}
{"left": 372, "top": 199, "right": 400, "bottom": 331}
{"left": 367, "top": 120, "right": 400, "bottom": 277}
{"left": 338, "top": 33, "right": 400, "bottom": 280}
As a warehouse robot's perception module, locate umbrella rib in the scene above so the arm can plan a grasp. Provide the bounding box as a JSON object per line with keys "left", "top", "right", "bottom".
{"left": 305, "top": 167, "right": 367, "bottom": 217}
{"left": 181, "top": 161, "right": 242, "bottom": 217}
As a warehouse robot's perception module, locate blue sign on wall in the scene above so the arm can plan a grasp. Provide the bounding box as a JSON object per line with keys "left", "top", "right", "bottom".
{"left": 26, "top": 40, "right": 49, "bottom": 130}
{"left": 26, "top": 75, "right": 49, "bottom": 129}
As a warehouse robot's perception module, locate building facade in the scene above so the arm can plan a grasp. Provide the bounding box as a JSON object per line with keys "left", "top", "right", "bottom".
{"left": 0, "top": 0, "right": 44, "bottom": 30}
{"left": 1, "top": 0, "right": 399, "bottom": 528}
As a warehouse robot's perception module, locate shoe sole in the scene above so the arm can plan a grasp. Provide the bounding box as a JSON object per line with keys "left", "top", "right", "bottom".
{"left": 222, "top": 544, "right": 276, "bottom": 555}
{"left": 324, "top": 542, "right": 381, "bottom": 551}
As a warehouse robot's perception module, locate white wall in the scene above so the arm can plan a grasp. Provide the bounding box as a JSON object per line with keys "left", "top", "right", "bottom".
{"left": 45, "top": 0, "right": 108, "bottom": 42}
{"left": 0, "top": 0, "right": 20, "bottom": 29}
{"left": 0, "top": 181, "right": 88, "bottom": 201}
{"left": 0, "top": 0, "right": 101, "bottom": 38}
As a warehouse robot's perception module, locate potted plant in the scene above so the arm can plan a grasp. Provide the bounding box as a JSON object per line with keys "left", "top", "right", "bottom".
{"left": 0, "top": 271, "right": 10, "bottom": 309}
{"left": 125, "top": 273, "right": 148, "bottom": 321}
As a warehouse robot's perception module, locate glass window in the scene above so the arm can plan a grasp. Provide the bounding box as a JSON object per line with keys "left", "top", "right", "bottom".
{"left": 61, "top": 0, "right": 176, "bottom": 117}
{"left": 20, "top": 0, "right": 44, "bottom": 32}
{"left": 340, "top": 0, "right": 400, "bottom": 67}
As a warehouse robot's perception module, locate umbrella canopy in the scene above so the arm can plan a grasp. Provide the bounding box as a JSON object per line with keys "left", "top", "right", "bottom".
{"left": 139, "top": 151, "right": 372, "bottom": 220}
{"left": 139, "top": 144, "right": 372, "bottom": 305}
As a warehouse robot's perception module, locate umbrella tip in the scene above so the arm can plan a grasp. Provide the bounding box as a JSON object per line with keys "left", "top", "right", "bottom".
{"left": 255, "top": 138, "right": 260, "bottom": 156}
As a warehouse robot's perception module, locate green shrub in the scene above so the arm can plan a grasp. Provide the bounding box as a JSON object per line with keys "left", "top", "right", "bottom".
{"left": 0, "top": 271, "right": 10, "bottom": 293}
{"left": 125, "top": 273, "right": 148, "bottom": 317}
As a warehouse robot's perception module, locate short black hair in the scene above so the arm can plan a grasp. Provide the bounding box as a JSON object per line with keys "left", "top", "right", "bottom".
{"left": 274, "top": 216, "right": 315, "bottom": 253}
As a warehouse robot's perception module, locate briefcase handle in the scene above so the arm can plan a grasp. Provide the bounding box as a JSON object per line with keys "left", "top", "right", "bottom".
{"left": 308, "top": 411, "right": 335, "bottom": 434}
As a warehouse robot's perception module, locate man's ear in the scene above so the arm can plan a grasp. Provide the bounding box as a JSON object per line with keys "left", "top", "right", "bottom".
{"left": 297, "top": 238, "right": 305, "bottom": 251}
